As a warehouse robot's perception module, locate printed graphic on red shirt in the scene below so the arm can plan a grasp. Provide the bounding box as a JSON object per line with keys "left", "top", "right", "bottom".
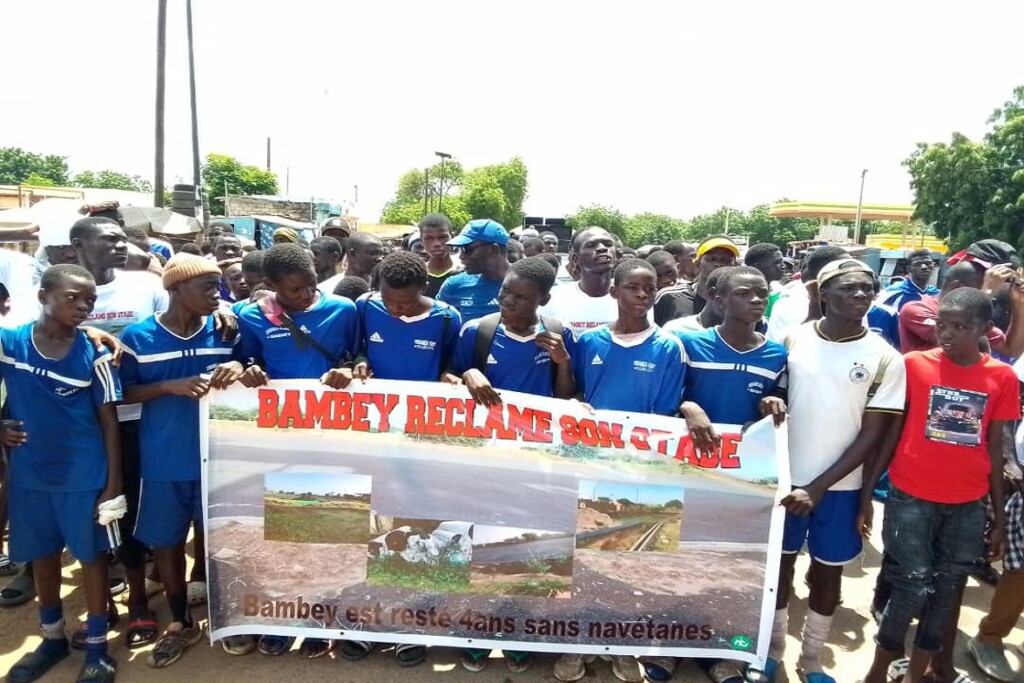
{"left": 925, "top": 385, "right": 988, "bottom": 446}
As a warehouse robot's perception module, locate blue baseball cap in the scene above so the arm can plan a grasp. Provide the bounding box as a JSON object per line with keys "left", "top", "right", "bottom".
{"left": 447, "top": 219, "right": 509, "bottom": 247}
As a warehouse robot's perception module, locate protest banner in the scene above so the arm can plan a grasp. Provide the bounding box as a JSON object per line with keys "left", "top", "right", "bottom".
{"left": 202, "top": 379, "right": 789, "bottom": 665}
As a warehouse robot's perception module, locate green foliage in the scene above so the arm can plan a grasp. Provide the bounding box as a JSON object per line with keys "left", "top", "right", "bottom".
{"left": 905, "top": 85, "right": 1024, "bottom": 252}
{"left": 0, "top": 147, "right": 69, "bottom": 186}
{"left": 202, "top": 153, "right": 279, "bottom": 214}
{"left": 72, "top": 170, "right": 153, "bottom": 193}
{"left": 565, "top": 204, "right": 629, "bottom": 241}
{"left": 663, "top": 499, "right": 683, "bottom": 510}
{"left": 366, "top": 554, "right": 470, "bottom": 591}
{"left": 566, "top": 202, "right": 817, "bottom": 248}
{"left": 263, "top": 502, "right": 371, "bottom": 544}
{"left": 380, "top": 157, "right": 526, "bottom": 229}
{"left": 23, "top": 172, "right": 55, "bottom": 187}
{"left": 210, "top": 405, "right": 259, "bottom": 421}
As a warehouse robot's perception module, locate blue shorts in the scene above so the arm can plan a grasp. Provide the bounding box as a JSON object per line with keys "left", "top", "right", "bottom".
{"left": 134, "top": 479, "right": 203, "bottom": 549}
{"left": 8, "top": 486, "right": 109, "bottom": 563}
{"left": 782, "top": 488, "right": 862, "bottom": 565}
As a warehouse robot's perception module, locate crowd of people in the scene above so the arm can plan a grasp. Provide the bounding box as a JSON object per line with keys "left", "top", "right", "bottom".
{"left": 0, "top": 207, "right": 1023, "bottom": 683}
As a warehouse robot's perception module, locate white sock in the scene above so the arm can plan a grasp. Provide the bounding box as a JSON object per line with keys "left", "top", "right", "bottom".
{"left": 798, "top": 609, "right": 833, "bottom": 674}
{"left": 768, "top": 607, "right": 788, "bottom": 660}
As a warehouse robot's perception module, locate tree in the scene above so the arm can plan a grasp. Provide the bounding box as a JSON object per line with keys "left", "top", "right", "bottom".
{"left": 624, "top": 213, "right": 687, "bottom": 246}
{"left": 905, "top": 85, "right": 1024, "bottom": 252}
{"left": 0, "top": 147, "right": 69, "bottom": 186}
{"left": 202, "top": 153, "right": 279, "bottom": 214}
{"left": 72, "top": 170, "right": 153, "bottom": 193}
{"left": 379, "top": 157, "right": 524, "bottom": 229}
{"left": 565, "top": 205, "right": 629, "bottom": 242}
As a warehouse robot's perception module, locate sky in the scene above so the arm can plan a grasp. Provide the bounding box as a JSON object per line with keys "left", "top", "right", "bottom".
{"left": 3, "top": 1, "right": 1024, "bottom": 225}
{"left": 579, "top": 480, "right": 683, "bottom": 506}
{"left": 265, "top": 471, "right": 370, "bottom": 496}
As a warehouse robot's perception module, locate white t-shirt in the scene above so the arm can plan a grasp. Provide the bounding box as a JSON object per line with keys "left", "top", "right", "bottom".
{"left": 783, "top": 321, "right": 906, "bottom": 491}
{"left": 663, "top": 314, "right": 705, "bottom": 336}
{"left": 0, "top": 249, "right": 40, "bottom": 329}
{"left": 767, "top": 280, "right": 810, "bottom": 344}
{"left": 318, "top": 273, "right": 345, "bottom": 296}
{"left": 86, "top": 270, "right": 170, "bottom": 421}
{"left": 538, "top": 283, "right": 619, "bottom": 338}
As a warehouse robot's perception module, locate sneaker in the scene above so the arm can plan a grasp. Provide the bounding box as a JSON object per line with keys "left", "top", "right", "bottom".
{"left": 147, "top": 621, "right": 204, "bottom": 668}
{"left": 460, "top": 648, "right": 490, "bottom": 672}
{"left": 609, "top": 655, "right": 644, "bottom": 683}
{"left": 220, "top": 635, "right": 257, "bottom": 656}
{"left": 968, "top": 637, "right": 1016, "bottom": 682}
{"left": 555, "top": 654, "right": 596, "bottom": 682}
{"left": 257, "top": 634, "right": 296, "bottom": 656}
{"left": 505, "top": 650, "right": 533, "bottom": 673}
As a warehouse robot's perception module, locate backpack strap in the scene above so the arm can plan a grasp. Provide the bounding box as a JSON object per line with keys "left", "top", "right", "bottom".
{"left": 539, "top": 316, "right": 565, "bottom": 385}
{"left": 473, "top": 313, "right": 503, "bottom": 372}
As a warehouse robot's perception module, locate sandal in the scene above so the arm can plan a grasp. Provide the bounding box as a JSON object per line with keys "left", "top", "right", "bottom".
{"left": 71, "top": 609, "right": 120, "bottom": 650}
{"left": 0, "top": 571, "right": 35, "bottom": 607}
{"left": 126, "top": 613, "right": 159, "bottom": 649}
{"left": 0, "top": 554, "right": 19, "bottom": 577}
{"left": 339, "top": 639, "right": 373, "bottom": 661}
{"left": 75, "top": 654, "right": 116, "bottom": 683}
{"left": 297, "top": 637, "right": 334, "bottom": 659}
{"left": 187, "top": 581, "right": 207, "bottom": 606}
{"left": 395, "top": 643, "right": 427, "bottom": 667}
{"left": 505, "top": 650, "right": 533, "bottom": 673}
{"left": 460, "top": 648, "right": 489, "bottom": 672}
{"left": 8, "top": 640, "right": 70, "bottom": 683}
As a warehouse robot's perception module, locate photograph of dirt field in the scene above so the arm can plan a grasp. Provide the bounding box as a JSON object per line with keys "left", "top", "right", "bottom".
{"left": 469, "top": 525, "right": 574, "bottom": 598}
{"left": 576, "top": 480, "right": 683, "bottom": 552}
{"left": 366, "top": 519, "right": 473, "bottom": 592}
{"left": 263, "top": 472, "right": 372, "bottom": 544}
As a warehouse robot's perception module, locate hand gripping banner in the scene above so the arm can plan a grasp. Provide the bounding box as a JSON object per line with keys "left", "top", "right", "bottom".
{"left": 201, "top": 379, "right": 790, "bottom": 665}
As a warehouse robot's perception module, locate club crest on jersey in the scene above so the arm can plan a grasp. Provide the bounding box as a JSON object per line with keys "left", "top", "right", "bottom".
{"left": 413, "top": 339, "right": 437, "bottom": 351}
{"left": 849, "top": 363, "right": 870, "bottom": 384}
{"left": 633, "top": 360, "right": 656, "bottom": 373}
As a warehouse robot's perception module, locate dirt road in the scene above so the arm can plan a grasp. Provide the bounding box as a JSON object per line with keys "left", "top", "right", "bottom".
{"left": 2, "top": 501, "right": 1023, "bottom": 682}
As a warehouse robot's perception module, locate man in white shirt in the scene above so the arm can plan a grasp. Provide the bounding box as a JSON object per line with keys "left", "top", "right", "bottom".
{"left": 539, "top": 227, "right": 619, "bottom": 336}
{"left": 766, "top": 246, "right": 849, "bottom": 344}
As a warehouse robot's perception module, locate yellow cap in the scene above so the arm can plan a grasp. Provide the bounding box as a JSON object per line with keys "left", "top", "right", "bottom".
{"left": 696, "top": 236, "right": 740, "bottom": 261}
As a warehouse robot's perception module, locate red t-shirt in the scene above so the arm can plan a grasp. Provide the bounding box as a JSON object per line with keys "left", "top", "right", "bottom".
{"left": 890, "top": 349, "right": 1020, "bottom": 503}
{"left": 899, "top": 296, "right": 1005, "bottom": 353}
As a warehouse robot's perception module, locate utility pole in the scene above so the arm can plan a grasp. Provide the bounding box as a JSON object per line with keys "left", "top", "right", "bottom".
{"left": 266, "top": 137, "right": 271, "bottom": 171}
{"left": 185, "top": 0, "right": 202, "bottom": 217}
{"left": 435, "top": 151, "right": 451, "bottom": 212}
{"left": 423, "top": 168, "right": 430, "bottom": 215}
{"left": 154, "top": 0, "right": 167, "bottom": 207}
{"left": 853, "top": 168, "right": 869, "bottom": 244}
{"left": 354, "top": 185, "right": 358, "bottom": 204}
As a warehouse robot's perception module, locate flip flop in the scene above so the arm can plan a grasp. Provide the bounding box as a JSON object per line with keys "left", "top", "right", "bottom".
{"left": 0, "top": 571, "right": 35, "bottom": 607}
{"left": 8, "top": 641, "right": 70, "bottom": 683}
{"left": 394, "top": 643, "right": 427, "bottom": 667}
{"left": 886, "top": 657, "right": 909, "bottom": 683}
{"left": 339, "top": 639, "right": 373, "bottom": 661}
{"left": 126, "top": 614, "right": 160, "bottom": 649}
{"left": 187, "top": 581, "right": 207, "bottom": 606}
{"left": 71, "top": 609, "right": 120, "bottom": 650}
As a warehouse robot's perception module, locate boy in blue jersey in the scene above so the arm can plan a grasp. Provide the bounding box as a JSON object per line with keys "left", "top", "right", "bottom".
{"left": 237, "top": 243, "right": 359, "bottom": 391}
{"left": 119, "top": 255, "right": 245, "bottom": 669}
{"left": 455, "top": 256, "right": 576, "bottom": 406}
{"left": 2, "top": 264, "right": 122, "bottom": 683}
{"left": 558, "top": 259, "right": 685, "bottom": 683}
{"left": 646, "top": 266, "right": 787, "bottom": 683}
{"left": 572, "top": 259, "right": 686, "bottom": 417}
{"left": 353, "top": 251, "right": 461, "bottom": 383}
{"left": 236, "top": 244, "right": 358, "bottom": 659}
{"left": 453, "top": 256, "right": 575, "bottom": 674}
{"left": 437, "top": 219, "right": 510, "bottom": 322}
